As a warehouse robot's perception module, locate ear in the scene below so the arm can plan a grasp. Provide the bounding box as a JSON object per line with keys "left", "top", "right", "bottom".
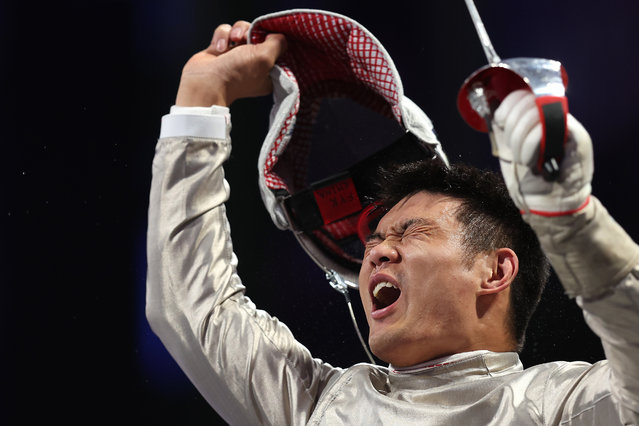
{"left": 477, "top": 248, "right": 518, "bottom": 296}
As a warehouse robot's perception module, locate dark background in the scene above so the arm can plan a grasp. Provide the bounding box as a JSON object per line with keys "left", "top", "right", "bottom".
{"left": 3, "top": 0, "right": 638, "bottom": 424}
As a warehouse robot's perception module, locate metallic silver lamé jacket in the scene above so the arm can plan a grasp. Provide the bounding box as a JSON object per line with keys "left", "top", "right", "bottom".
{"left": 146, "top": 107, "right": 639, "bottom": 425}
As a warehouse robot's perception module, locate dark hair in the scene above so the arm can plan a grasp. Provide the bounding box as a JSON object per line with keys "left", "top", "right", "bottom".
{"left": 374, "top": 160, "right": 550, "bottom": 351}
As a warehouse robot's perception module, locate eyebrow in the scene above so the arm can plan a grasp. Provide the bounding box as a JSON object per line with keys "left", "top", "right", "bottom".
{"left": 365, "top": 217, "right": 436, "bottom": 243}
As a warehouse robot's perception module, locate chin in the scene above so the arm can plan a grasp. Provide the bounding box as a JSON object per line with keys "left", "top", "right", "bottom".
{"left": 367, "top": 337, "right": 390, "bottom": 363}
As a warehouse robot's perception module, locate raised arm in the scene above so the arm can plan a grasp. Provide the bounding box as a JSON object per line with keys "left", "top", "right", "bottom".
{"left": 493, "top": 90, "right": 639, "bottom": 424}
{"left": 146, "top": 22, "right": 340, "bottom": 425}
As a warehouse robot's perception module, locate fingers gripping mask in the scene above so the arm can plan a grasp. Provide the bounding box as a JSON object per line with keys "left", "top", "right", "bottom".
{"left": 249, "top": 9, "right": 449, "bottom": 288}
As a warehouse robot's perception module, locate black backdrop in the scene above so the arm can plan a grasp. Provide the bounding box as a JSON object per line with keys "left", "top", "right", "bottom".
{"left": 4, "top": 0, "right": 639, "bottom": 424}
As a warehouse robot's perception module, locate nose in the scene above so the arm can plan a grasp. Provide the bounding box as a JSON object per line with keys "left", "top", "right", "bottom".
{"left": 368, "top": 240, "right": 400, "bottom": 266}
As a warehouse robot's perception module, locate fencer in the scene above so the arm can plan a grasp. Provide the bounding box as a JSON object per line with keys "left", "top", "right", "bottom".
{"left": 146, "top": 15, "right": 639, "bottom": 425}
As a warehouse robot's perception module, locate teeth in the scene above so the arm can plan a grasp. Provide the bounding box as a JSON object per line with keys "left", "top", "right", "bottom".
{"left": 373, "top": 282, "right": 398, "bottom": 298}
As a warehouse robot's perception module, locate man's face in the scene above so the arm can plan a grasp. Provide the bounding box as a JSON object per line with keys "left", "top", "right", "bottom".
{"left": 358, "top": 191, "right": 489, "bottom": 367}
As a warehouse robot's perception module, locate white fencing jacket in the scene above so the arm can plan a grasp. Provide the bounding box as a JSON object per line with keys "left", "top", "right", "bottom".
{"left": 146, "top": 106, "right": 639, "bottom": 425}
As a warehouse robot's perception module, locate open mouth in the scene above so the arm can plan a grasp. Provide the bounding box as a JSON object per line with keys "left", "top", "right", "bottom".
{"left": 372, "top": 282, "right": 401, "bottom": 310}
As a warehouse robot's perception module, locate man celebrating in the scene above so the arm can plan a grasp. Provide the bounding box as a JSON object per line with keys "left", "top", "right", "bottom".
{"left": 146, "top": 18, "right": 639, "bottom": 424}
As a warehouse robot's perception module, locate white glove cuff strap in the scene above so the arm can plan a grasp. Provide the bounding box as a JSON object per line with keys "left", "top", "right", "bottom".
{"left": 525, "top": 196, "right": 591, "bottom": 217}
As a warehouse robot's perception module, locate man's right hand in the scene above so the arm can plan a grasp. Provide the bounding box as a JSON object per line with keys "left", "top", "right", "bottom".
{"left": 175, "top": 20, "right": 287, "bottom": 107}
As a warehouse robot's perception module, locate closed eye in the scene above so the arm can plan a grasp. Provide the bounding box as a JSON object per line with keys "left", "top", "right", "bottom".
{"left": 364, "top": 217, "right": 437, "bottom": 256}
{"left": 394, "top": 218, "right": 436, "bottom": 239}
{"left": 364, "top": 238, "right": 381, "bottom": 253}
{"left": 403, "top": 224, "right": 434, "bottom": 239}
{"left": 363, "top": 232, "right": 401, "bottom": 256}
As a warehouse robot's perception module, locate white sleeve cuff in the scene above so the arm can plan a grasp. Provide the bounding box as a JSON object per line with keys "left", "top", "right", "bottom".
{"left": 159, "top": 105, "right": 230, "bottom": 139}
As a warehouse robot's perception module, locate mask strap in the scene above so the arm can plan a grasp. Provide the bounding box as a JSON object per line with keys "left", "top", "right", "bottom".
{"left": 326, "top": 270, "right": 376, "bottom": 365}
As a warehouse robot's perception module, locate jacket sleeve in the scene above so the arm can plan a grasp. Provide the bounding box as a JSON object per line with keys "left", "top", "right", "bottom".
{"left": 526, "top": 197, "right": 639, "bottom": 424}
{"left": 145, "top": 110, "right": 341, "bottom": 426}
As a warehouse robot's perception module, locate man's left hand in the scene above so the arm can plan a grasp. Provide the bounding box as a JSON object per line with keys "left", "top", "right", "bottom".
{"left": 492, "top": 90, "right": 594, "bottom": 216}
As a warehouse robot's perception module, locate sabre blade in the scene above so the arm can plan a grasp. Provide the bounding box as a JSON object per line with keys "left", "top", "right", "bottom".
{"left": 464, "top": 0, "right": 501, "bottom": 64}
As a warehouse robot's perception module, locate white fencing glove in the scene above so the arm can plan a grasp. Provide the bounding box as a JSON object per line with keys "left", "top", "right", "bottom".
{"left": 492, "top": 89, "right": 593, "bottom": 217}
